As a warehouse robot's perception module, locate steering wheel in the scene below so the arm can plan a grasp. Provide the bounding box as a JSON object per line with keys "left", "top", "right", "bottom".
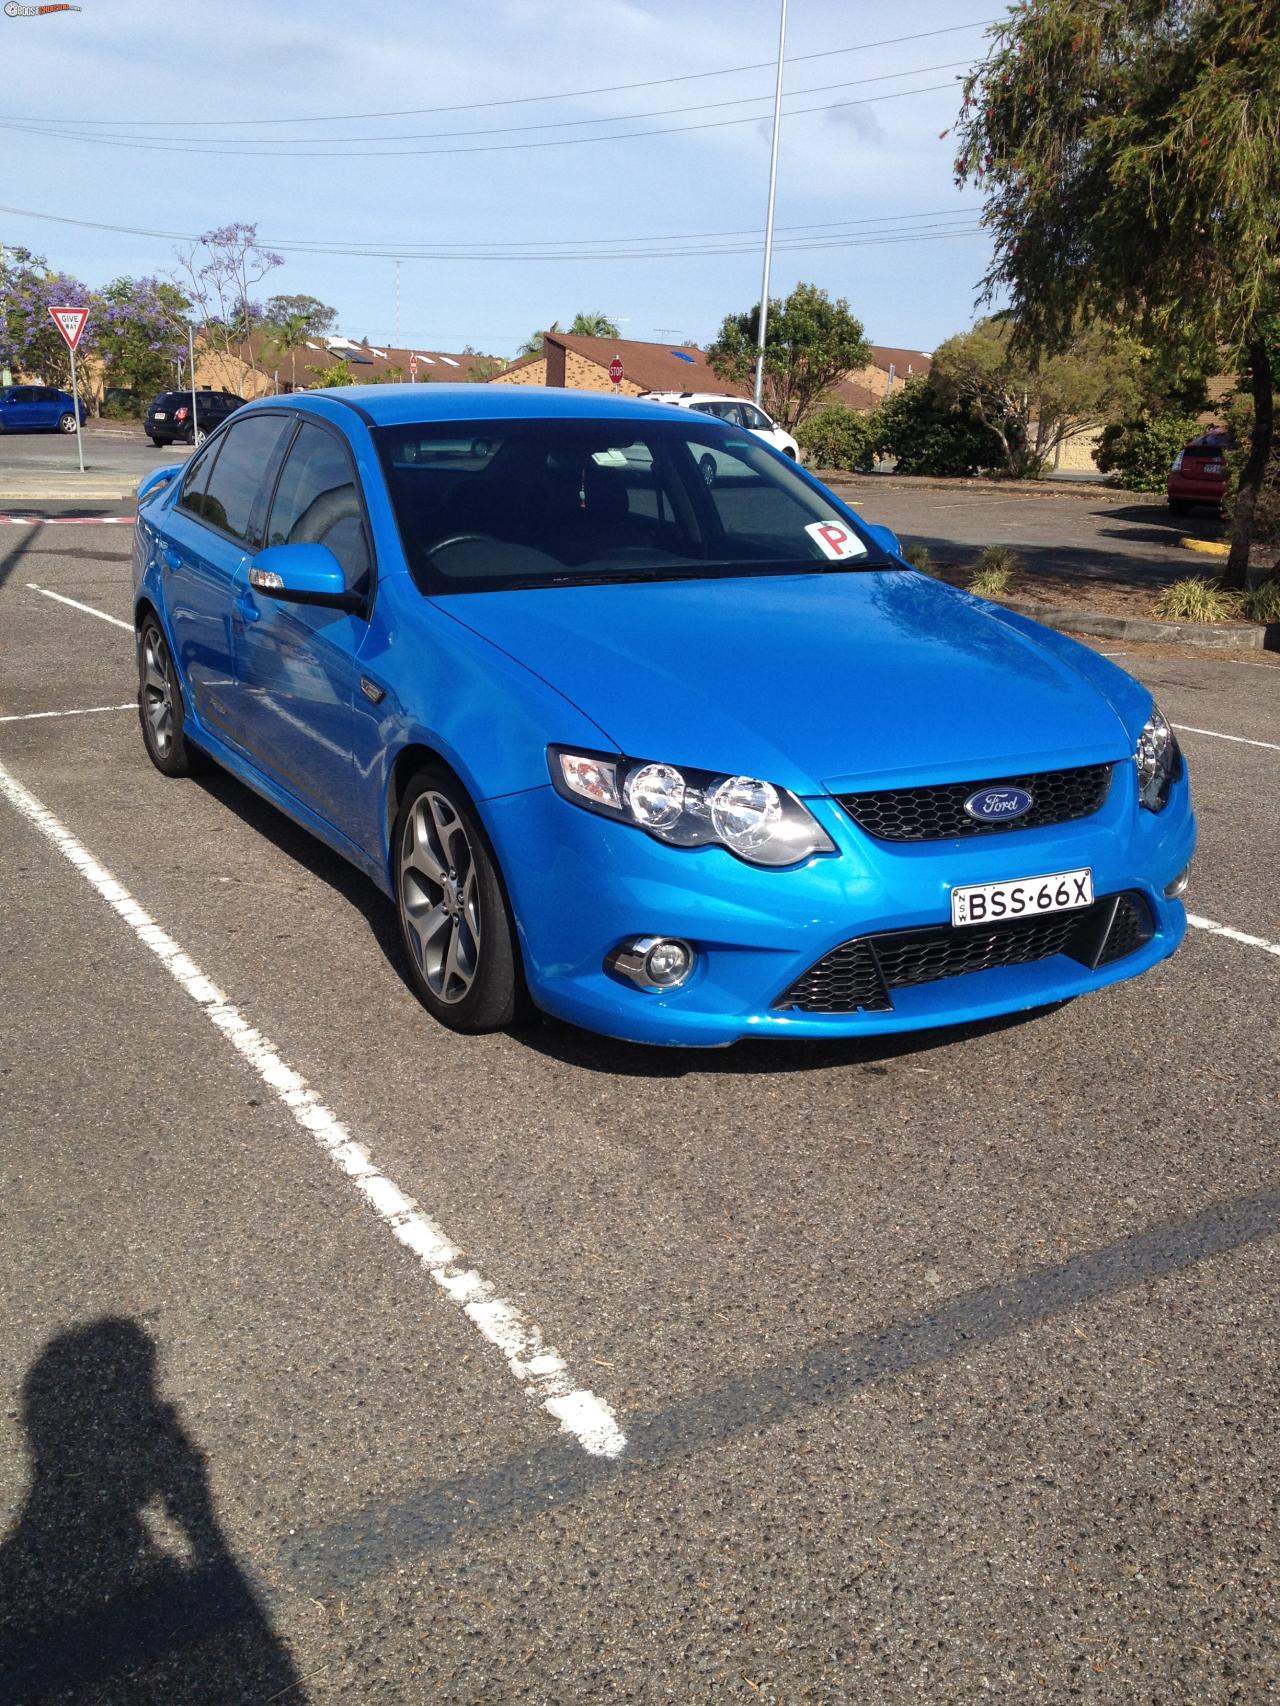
{"left": 430, "top": 532, "right": 496, "bottom": 555}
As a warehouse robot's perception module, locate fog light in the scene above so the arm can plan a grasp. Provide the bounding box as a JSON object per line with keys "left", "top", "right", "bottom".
{"left": 1164, "top": 864, "right": 1192, "bottom": 899}
{"left": 607, "top": 935, "right": 695, "bottom": 990}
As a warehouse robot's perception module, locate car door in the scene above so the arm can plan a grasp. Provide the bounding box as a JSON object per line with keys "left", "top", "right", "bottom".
{"left": 231, "top": 417, "right": 372, "bottom": 839}
{"left": 160, "top": 412, "right": 293, "bottom": 747}
{"left": 5, "top": 387, "right": 39, "bottom": 430}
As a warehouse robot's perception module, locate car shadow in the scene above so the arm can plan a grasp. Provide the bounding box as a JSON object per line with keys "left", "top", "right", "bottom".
{"left": 192, "top": 764, "right": 424, "bottom": 1005}
{"left": 0, "top": 1318, "right": 307, "bottom": 1703}
{"left": 520, "top": 1003, "right": 1066, "bottom": 1079}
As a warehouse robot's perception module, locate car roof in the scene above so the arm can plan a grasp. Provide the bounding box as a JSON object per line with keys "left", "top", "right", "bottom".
{"left": 238, "top": 383, "right": 697, "bottom": 428}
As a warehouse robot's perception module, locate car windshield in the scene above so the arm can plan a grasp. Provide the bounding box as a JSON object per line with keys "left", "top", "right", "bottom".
{"left": 374, "top": 417, "right": 890, "bottom": 594}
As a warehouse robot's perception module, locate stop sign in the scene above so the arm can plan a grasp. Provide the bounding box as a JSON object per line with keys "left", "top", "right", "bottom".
{"left": 607, "top": 356, "right": 624, "bottom": 385}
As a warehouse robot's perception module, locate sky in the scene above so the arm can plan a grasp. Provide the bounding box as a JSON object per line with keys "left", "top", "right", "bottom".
{"left": 0, "top": 0, "right": 1007, "bottom": 360}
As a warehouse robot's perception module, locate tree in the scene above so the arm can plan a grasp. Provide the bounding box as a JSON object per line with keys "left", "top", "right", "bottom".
{"left": 0, "top": 246, "right": 93, "bottom": 390}
{"left": 794, "top": 406, "right": 878, "bottom": 472}
{"left": 929, "top": 316, "right": 1144, "bottom": 477}
{"left": 568, "top": 311, "right": 620, "bottom": 338}
{"left": 310, "top": 361, "right": 356, "bottom": 388}
{"left": 95, "top": 277, "right": 192, "bottom": 404}
{"left": 517, "top": 321, "right": 560, "bottom": 358}
{"left": 172, "top": 223, "right": 284, "bottom": 392}
{"left": 264, "top": 294, "right": 336, "bottom": 338}
{"left": 259, "top": 309, "right": 313, "bottom": 390}
{"left": 953, "top": 0, "right": 1279, "bottom": 584}
{"left": 871, "top": 376, "right": 1006, "bottom": 477}
{"left": 706, "top": 282, "right": 872, "bottom": 430}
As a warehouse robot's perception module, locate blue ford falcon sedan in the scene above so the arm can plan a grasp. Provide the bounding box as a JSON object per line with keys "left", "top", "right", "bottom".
{"left": 132, "top": 386, "right": 1195, "bottom": 1046}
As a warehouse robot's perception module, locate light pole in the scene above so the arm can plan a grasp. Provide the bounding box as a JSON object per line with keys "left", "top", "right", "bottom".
{"left": 753, "top": 0, "right": 788, "bottom": 408}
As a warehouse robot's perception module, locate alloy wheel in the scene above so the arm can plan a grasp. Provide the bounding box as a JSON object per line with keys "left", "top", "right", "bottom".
{"left": 399, "top": 790, "right": 482, "bottom": 1004}
{"left": 141, "top": 626, "right": 175, "bottom": 757}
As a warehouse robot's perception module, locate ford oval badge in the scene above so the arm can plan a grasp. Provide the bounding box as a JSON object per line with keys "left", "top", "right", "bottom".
{"left": 964, "top": 785, "right": 1034, "bottom": 824}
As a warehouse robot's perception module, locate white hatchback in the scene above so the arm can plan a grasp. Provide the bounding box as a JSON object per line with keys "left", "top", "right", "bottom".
{"left": 642, "top": 391, "right": 802, "bottom": 481}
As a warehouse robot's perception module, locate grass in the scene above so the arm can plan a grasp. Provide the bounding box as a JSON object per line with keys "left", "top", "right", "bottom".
{"left": 903, "top": 543, "right": 940, "bottom": 576}
{"left": 967, "top": 544, "right": 1022, "bottom": 598}
{"left": 1153, "top": 576, "right": 1242, "bottom": 623}
{"left": 1240, "top": 577, "right": 1280, "bottom": 624}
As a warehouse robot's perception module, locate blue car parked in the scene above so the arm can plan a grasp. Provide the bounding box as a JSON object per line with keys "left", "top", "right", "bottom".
{"left": 0, "top": 383, "right": 85, "bottom": 434}
{"left": 132, "top": 386, "right": 1194, "bottom": 1046}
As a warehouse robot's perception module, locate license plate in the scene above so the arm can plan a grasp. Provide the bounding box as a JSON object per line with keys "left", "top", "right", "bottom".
{"left": 951, "top": 867, "right": 1093, "bottom": 928}
{"left": 1203, "top": 461, "right": 1223, "bottom": 474}
{"left": 153, "top": 412, "right": 166, "bottom": 420}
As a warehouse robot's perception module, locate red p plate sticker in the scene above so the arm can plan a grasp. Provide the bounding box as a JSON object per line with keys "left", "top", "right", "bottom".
{"left": 804, "top": 519, "right": 866, "bottom": 561}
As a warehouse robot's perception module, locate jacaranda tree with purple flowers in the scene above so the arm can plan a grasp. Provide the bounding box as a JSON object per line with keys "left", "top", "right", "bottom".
{"left": 0, "top": 246, "right": 94, "bottom": 391}
{"left": 94, "top": 277, "right": 192, "bottom": 406}
{"left": 172, "top": 223, "right": 284, "bottom": 392}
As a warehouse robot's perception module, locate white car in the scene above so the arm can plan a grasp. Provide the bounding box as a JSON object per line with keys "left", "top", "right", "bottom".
{"left": 642, "top": 391, "right": 802, "bottom": 483}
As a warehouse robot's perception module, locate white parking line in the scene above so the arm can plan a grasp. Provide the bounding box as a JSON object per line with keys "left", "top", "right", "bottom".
{"left": 1172, "top": 723, "right": 1280, "bottom": 753}
{"left": 0, "top": 756, "right": 627, "bottom": 1460}
{"left": 1188, "top": 915, "right": 1280, "bottom": 959}
{"left": 0, "top": 703, "right": 135, "bottom": 724}
{"left": 26, "top": 583, "right": 132, "bottom": 631}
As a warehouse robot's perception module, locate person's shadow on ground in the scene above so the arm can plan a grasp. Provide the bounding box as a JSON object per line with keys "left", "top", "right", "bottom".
{"left": 0, "top": 1318, "right": 306, "bottom": 1705}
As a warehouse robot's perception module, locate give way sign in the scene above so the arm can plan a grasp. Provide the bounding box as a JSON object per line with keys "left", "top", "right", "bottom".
{"left": 49, "top": 306, "right": 89, "bottom": 351}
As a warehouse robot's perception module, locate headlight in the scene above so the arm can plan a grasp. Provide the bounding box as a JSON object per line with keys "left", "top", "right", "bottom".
{"left": 550, "top": 747, "right": 835, "bottom": 867}
{"left": 1135, "top": 705, "right": 1180, "bottom": 811}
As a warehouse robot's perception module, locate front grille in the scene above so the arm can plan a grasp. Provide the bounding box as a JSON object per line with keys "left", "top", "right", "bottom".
{"left": 776, "top": 892, "right": 1153, "bottom": 1013}
{"left": 838, "top": 763, "right": 1113, "bottom": 842}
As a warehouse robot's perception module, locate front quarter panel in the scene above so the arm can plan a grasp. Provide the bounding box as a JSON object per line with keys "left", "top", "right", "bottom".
{"left": 348, "top": 573, "right": 616, "bottom": 890}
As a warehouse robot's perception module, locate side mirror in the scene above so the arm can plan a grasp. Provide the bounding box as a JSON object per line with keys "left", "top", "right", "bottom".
{"left": 247, "top": 543, "right": 364, "bottom": 614}
{"left": 137, "top": 465, "right": 180, "bottom": 503}
{"left": 864, "top": 522, "right": 903, "bottom": 558}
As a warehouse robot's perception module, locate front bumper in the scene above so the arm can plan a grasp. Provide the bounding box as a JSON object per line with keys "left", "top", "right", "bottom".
{"left": 484, "top": 763, "right": 1196, "bottom": 1047}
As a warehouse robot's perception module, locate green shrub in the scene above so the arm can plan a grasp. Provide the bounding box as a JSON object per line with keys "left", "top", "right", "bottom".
{"left": 968, "top": 546, "right": 1021, "bottom": 598}
{"left": 1154, "top": 576, "right": 1241, "bottom": 622}
{"left": 871, "top": 377, "right": 1005, "bottom": 478}
{"left": 1095, "top": 411, "right": 1202, "bottom": 491}
{"left": 1240, "top": 577, "right": 1280, "bottom": 623}
{"left": 903, "top": 543, "right": 939, "bottom": 576}
{"left": 795, "top": 405, "right": 877, "bottom": 472}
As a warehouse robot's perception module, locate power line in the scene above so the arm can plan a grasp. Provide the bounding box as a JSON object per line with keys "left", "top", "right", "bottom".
{"left": 0, "top": 201, "right": 984, "bottom": 263}
{"left": 0, "top": 201, "right": 984, "bottom": 261}
{"left": 0, "top": 78, "right": 962, "bottom": 159}
{"left": 0, "top": 20, "right": 995, "bottom": 128}
{"left": 7, "top": 60, "right": 973, "bottom": 148}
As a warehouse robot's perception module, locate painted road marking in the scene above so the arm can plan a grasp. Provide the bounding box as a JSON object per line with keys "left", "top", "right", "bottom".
{"left": 0, "top": 702, "right": 134, "bottom": 724}
{"left": 1187, "top": 915, "right": 1280, "bottom": 960}
{"left": 1172, "top": 723, "right": 1280, "bottom": 754}
{"left": 0, "top": 756, "right": 627, "bottom": 1459}
{"left": 0, "top": 515, "right": 134, "bottom": 525}
{"left": 26, "top": 583, "right": 132, "bottom": 630}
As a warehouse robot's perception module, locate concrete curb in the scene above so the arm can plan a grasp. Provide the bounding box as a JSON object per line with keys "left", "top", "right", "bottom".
{"left": 821, "top": 471, "right": 1129, "bottom": 504}
{"left": 0, "top": 483, "right": 137, "bottom": 502}
{"left": 1003, "top": 598, "right": 1274, "bottom": 652}
{"left": 1179, "top": 536, "right": 1231, "bottom": 557}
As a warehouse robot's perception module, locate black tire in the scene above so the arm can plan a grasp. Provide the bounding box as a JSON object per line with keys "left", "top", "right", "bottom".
{"left": 150, "top": 435, "right": 165, "bottom": 447}
{"left": 1168, "top": 498, "right": 1192, "bottom": 516}
{"left": 58, "top": 412, "right": 77, "bottom": 434}
{"left": 393, "top": 765, "right": 525, "bottom": 1033}
{"left": 193, "top": 427, "right": 207, "bottom": 448}
{"left": 783, "top": 446, "right": 798, "bottom": 459}
{"left": 698, "top": 452, "right": 717, "bottom": 488}
{"left": 136, "top": 616, "right": 205, "bottom": 778}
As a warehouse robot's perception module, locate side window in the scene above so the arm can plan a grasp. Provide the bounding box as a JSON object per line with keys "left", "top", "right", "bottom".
{"left": 740, "top": 404, "right": 772, "bottom": 431}
{"left": 176, "top": 440, "right": 220, "bottom": 517}
{"left": 266, "top": 422, "right": 371, "bottom": 590}
{"left": 199, "top": 414, "right": 293, "bottom": 543}
{"left": 708, "top": 401, "right": 742, "bottom": 422}
{"left": 39, "top": 387, "right": 62, "bottom": 403}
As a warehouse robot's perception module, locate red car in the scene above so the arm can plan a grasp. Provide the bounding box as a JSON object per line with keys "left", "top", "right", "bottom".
{"left": 1167, "top": 429, "right": 1227, "bottom": 515}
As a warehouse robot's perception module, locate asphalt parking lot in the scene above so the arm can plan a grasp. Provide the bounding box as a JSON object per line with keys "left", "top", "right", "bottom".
{"left": 1, "top": 508, "right": 1277, "bottom": 1703}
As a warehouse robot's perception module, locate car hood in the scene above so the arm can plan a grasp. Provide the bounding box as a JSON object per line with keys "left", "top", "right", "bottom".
{"left": 437, "top": 570, "right": 1137, "bottom": 796}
